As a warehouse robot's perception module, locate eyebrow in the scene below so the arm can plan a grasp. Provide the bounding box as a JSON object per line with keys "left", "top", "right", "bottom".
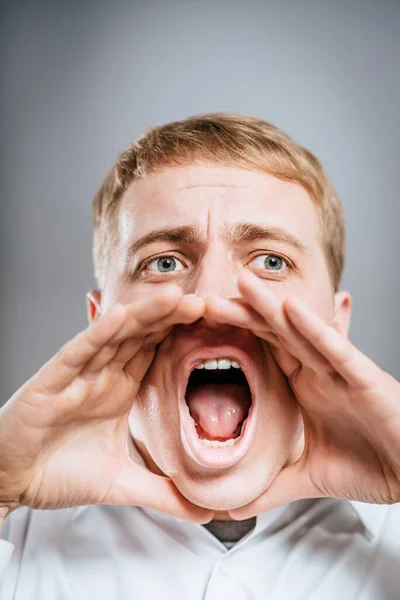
{"left": 126, "top": 222, "right": 309, "bottom": 259}
{"left": 127, "top": 226, "right": 200, "bottom": 259}
{"left": 225, "top": 222, "right": 309, "bottom": 254}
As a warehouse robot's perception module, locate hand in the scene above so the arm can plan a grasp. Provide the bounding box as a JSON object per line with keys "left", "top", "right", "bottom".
{"left": 206, "top": 271, "right": 400, "bottom": 518}
{"left": 0, "top": 287, "right": 212, "bottom": 523}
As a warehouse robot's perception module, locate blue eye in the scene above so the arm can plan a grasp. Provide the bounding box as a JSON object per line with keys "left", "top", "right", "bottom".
{"left": 156, "top": 257, "right": 176, "bottom": 272}
{"left": 250, "top": 254, "right": 287, "bottom": 272}
{"left": 263, "top": 255, "right": 283, "bottom": 270}
{"left": 146, "top": 256, "right": 185, "bottom": 273}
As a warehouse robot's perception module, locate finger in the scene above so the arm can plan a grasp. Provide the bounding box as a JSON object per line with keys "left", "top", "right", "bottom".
{"left": 88, "top": 294, "right": 205, "bottom": 379}
{"left": 35, "top": 304, "right": 128, "bottom": 393}
{"left": 207, "top": 297, "right": 302, "bottom": 377}
{"left": 285, "top": 297, "right": 382, "bottom": 388}
{"left": 142, "top": 476, "right": 213, "bottom": 524}
{"left": 122, "top": 298, "right": 203, "bottom": 378}
{"left": 107, "top": 291, "right": 203, "bottom": 347}
{"left": 137, "top": 294, "right": 206, "bottom": 352}
{"left": 85, "top": 339, "right": 126, "bottom": 374}
{"left": 37, "top": 287, "right": 187, "bottom": 392}
{"left": 237, "top": 271, "right": 332, "bottom": 374}
{"left": 205, "top": 297, "right": 279, "bottom": 345}
{"left": 142, "top": 327, "right": 173, "bottom": 351}
{"left": 88, "top": 293, "right": 205, "bottom": 371}
{"left": 107, "top": 286, "right": 185, "bottom": 343}
{"left": 265, "top": 341, "right": 302, "bottom": 379}
{"left": 105, "top": 460, "right": 213, "bottom": 524}
{"left": 147, "top": 293, "right": 205, "bottom": 332}
{"left": 124, "top": 346, "right": 156, "bottom": 382}
{"left": 229, "top": 462, "right": 321, "bottom": 520}
{"left": 112, "top": 337, "right": 144, "bottom": 367}
{"left": 122, "top": 295, "right": 206, "bottom": 374}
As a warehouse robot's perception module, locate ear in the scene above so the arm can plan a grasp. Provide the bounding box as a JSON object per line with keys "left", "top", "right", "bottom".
{"left": 86, "top": 290, "right": 102, "bottom": 324}
{"left": 333, "top": 290, "right": 352, "bottom": 338}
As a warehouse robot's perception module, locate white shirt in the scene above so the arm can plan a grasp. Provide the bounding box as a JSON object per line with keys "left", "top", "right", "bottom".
{"left": 0, "top": 498, "right": 399, "bottom": 599}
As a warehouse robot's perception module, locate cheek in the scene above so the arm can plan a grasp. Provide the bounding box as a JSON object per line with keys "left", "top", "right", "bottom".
{"left": 102, "top": 275, "right": 153, "bottom": 309}
{"left": 303, "top": 282, "right": 335, "bottom": 321}
{"left": 267, "top": 274, "right": 334, "bottom": 323}
{"left": 133, "top": 378, "right": 180, "bottom": 444}
{"left": 101, "top": 249, "right": 150, "bottom": 308}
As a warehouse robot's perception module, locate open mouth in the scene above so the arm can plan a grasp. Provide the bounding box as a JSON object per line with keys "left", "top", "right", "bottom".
{"left": 186, "top": 359, "right": 251, "bottom": 445}
{"left": 179, "top": 352, "right": 257, "bottom": 469}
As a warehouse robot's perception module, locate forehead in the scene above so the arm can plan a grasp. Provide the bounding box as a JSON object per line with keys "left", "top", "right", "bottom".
{"left": 119, "top": 164, "right": 322, "bottom": 246}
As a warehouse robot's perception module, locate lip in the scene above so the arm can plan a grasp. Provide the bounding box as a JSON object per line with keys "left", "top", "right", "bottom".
{"left": 178, "top": 345, "right": 259, "bottom": 469}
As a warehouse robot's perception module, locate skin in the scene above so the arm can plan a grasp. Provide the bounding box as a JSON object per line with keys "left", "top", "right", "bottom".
{"left": 0, "top": 289, "right": 212, "bottom": 524}
{"left": 207, "top": 272, "right": 400, "bottom": 519}
{"left": 88, "top": 164, "right": 352, "bottom": 513}
{"left": 2, "top": 162, "right": 399, "bottom": 529}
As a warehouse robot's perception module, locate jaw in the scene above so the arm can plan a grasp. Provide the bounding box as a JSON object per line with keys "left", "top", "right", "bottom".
{"left": 130, "top": 336, "right": 302, "bottom": 511}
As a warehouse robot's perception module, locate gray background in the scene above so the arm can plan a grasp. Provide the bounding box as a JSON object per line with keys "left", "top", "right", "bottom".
{"left": 1, "top": 0, "right": 399, "bottom": 404}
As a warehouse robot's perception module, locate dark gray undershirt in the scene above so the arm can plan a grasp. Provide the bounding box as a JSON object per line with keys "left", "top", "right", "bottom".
{"left": 203, "top": 517, "right": 257, "bottom": 549}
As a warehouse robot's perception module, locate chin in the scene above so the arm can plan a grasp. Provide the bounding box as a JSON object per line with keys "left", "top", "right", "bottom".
{"left": 169, "top": 462, "right": 275, "bottom": 512}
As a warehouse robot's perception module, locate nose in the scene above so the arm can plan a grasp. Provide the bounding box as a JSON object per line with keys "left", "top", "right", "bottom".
{"left": 188, "top": 246, "right": 239, "bottom": 299}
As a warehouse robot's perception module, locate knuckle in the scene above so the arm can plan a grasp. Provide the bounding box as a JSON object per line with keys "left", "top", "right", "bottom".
{"left": 56, "top": 343, "right": 68, "bottom": 362}
{"left": 336, "top": 346, "right": 353, "bottom": 368}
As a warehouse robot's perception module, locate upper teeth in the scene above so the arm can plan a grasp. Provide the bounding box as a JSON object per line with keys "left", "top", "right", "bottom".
{"left": 195, "top": 358, "right": 241, "bottom": 370}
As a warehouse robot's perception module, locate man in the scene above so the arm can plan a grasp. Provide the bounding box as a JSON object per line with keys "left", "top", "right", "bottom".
{"left": 0, "top": 113, "right": 399, "bottom": 599}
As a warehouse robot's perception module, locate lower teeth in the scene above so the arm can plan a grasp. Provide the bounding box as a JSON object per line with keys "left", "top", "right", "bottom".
{"left": 200, "top": 438, "right": 237, "bottom": 448}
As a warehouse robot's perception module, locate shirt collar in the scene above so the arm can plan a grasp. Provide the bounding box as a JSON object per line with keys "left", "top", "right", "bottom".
{"left": 255, "top": 498, "right": 384, "bottom": 542}
{"left": 253, "top": 503, "right": 290, "bottom": 535}
{"left": 349, "top": 500, "right": 385, "bottom": 539}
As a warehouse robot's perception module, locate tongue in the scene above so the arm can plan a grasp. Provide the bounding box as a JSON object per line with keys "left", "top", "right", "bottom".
{"left": 186, "top": 384, "right": 251, "bottom": 440}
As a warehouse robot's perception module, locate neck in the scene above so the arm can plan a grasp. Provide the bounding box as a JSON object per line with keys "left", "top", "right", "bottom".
{"left": 212, "top": 511, "right": 235, "bottom": 521}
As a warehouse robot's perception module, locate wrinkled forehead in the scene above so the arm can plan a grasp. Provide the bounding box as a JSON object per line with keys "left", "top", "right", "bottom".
{"left": 118, "top": 164, "right": 322, "bottom": 248}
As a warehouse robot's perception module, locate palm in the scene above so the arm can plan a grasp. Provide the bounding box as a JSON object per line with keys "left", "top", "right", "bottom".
{"left": 288, "top": 365, "right": 399, "bottom": 505}
{"left": 206, "top": 271, "right": 400, "bottom": 517}
{"left": 22, "top": 367, "right": 139, "bottom": 510}
{"left": 0, "top": 288, "right": 212, "bottom": 523}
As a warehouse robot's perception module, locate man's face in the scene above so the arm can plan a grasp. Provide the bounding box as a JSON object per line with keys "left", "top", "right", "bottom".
{"left": 100, "top": 164, "right": 341, "bottom": 511}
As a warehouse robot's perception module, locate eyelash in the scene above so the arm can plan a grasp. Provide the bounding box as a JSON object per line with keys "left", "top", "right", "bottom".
{"left": 249, "top": 252, "right": 291, "bottom": 275}
{"left": 137, "top": 251, "right": 293, "bottom": 278}
{"left": 138, "top": 253, "right": 187, "bottom": 273}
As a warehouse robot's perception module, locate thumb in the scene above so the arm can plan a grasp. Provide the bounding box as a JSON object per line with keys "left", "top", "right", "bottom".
{"left": 228, "top": 463, "right": 322, "bottom": 520}
{"left": 104, "top": 459, "right": 213, "bottom": 524}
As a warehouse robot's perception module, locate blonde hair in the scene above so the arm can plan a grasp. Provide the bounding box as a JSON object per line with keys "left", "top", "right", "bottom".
{"left": 92, "top": 113, "right": 345, "bottom": 290}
